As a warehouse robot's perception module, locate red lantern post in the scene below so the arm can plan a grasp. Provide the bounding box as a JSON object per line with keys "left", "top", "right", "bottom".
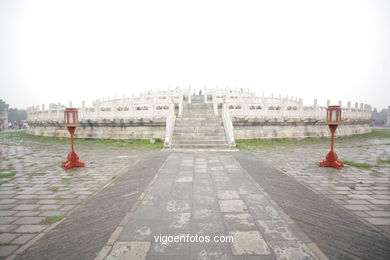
{"left": 319, "top": 105, "right": 344, "bottom": 169}
{"left": 62, "top": 108, "right": 85, "bottom": 170}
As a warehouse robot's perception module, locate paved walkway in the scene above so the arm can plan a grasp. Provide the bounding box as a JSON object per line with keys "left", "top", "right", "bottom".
{"left": 254, "top": 138, "right": 390, "bottom": 236}
{"left": 98, "top": 152, "right": 320, "bottom": 259}
{"left": 15, "top": 151, "right": 168, "bottom": 260}
{"left": 235, "top": 152, "right": 390, "bottom": 260}
{"left": 3, "top": 133, "right": 390, "bottom": 259}
{"left": 0, "top": 133, "right": 149, "bottom": 259}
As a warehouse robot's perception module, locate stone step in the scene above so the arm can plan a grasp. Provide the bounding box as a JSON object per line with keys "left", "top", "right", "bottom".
{"left": 190, "top": 95, "right": 205, "bottom": 101}
{"left": 174, "top": 128, "right": 225, "bottom": 134}
{"left": 188, "top": 104, "right": 208, "bottom": 107}
{"left": 182, "top": 110, "right": 213, "bottom": 113}
{"left": 173, "top": 132, "right": 226, "bottom": 137}
{"left": 173, "top": 140, "right": 228, "bottom": 145}
{"left": 182, "top": 114, "right": 215, "bottom": 117}
{"left": 174, "top": 126, "right": 224, "bottom": 131}
{"left": 176, "top": 118, "right": 222, "bottom": 122}
{"left": 182, "top": 109, "right": 213, "bottom": 112}
{"left": 175, "top": 122, "right": 223, "bottom": 127}
{"left": 175, "top": 124, "right": 224, "bottom": 128}
{"left": 177, "top": 117, "right": 221, "bottom": 121}
{"left": 171, "top": 101, "right": 231, "bottom": 150}
{"left": 173, "top": 135, "right": 228, "bottom": 141}
{"left": 184, "top": 103, "right": 211, "bottom": 107}
{"left": 172, "top": 144, "right": 229, "bottom": 149}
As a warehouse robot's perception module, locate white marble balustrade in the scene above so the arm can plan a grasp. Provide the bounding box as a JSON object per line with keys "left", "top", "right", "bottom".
{"left": 27, "top": 87, "right": 372, "bottom": 123}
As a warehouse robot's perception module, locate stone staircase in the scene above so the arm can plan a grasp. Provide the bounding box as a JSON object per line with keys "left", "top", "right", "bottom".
{"left": 171, "top": 95, "right": 232, "bottom": 150}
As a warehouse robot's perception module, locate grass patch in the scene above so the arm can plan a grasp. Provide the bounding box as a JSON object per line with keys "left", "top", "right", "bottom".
{"left": 341, "top": 160, "right": 373, "bottom": 168}
{"left": 378, "top": 159, "right": 390, "bottom": 164}
{"left": 0, "top": 171, "right": 16, "bottom": 178}
{"left": 236, "top": 129, "right": 390, "bottom": 150}
{"left": 0, "top": 131, "right": 164, "bottom": 149}
{"left": 45, "top": 215, "right": 65, "bottom": 224}
{"left": 0, "top": 180, "right": 10, "bottom": 185}
{"left": 349, "top": 185, "right": 356, "bottom": 190}
{"left": 50, "top": 187, "right": 60, "bottom": 192}
{"left": 61, "top": 178, "right": 71, "bottom": 184}
{"left": 236, "top": 137, "right": 325, "bottom": 150}
{"left": 0, "top": 242, "right": 10, "bottom": 246}
{"left": 358, "top": 129, "right": 390, "bottom": 139}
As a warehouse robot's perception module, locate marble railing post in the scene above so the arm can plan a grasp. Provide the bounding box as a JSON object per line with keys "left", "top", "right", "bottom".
{"left": 281, "top": 96, "right": 286, "bottom": 119}
{"left": 387, "top": 106, "right": 390, "bottom": 127}
{"left": 130, "top": 102, "right": 134, "bottom": 118}
{"left": 147, "top": 98, "right": 152, "bottom": 118}
{"left": 213, "top": 94, "right": 218, "bottom": 116}
{"left": 179, "top": 91, "right": 183, "bottom": 117}
{"left": 262, "top": 97, "right": 266, "bottom": 118}
{"left": 338, "top": 101, "right": 342, "bottom": 120}
{"left": 48, "top": 104, "right": 51, "bottom": 120}
{"left": 298, "top": 99, "right": 303, "bottom": 119}
{"left": 188, "top": 86, "right": 192, "bottom": 103}
{"left": 243, "top": 102, "right": 249, "bottom": 117}
{"left": 313, "top": 99, "right": 318, "bottom": 119}
{"left": 81, "top": 101, "right": 85, "bottom": 120}
{"left": 354, "top": 102, "right": 358, "bottom": 120}
{"left": 164, "top": 99, "right": 176, "bottom": 148}
{"left": 112, "top": 100, "right": 117, "bottom": 119}
{"left": 347, "top": 101, "right": 351, "bottom": 121}
{"left": 96, "top": 101, "right": 100, "bottom": 119}
{"left": 221, "top": 102, "right": 236, "bottom": 149}
{"left": 57, "top": 103, "right": 61, "bottom": 122}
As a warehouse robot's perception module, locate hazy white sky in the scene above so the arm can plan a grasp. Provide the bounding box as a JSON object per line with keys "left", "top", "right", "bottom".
{"left": 1, "top": 0, "right": 389, "bottom": 110}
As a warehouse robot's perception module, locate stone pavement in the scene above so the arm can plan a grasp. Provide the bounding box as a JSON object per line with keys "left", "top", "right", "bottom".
{"left": 98, "top": 152, "right": 322, "bottom": 260}
{"left": 234, "top": 151, "right": 390, "bottom": 260}
{"left": 16, "top": 151, "right": 169, "bottom": 260}
{"left": 254, "top": 137, "right": 390, "bottom": 236}
{"left": 2, "top": 132, "right": 390, "bottom": 259}
{"left": 0, "top": 133, "right": 148, "bottom": 259}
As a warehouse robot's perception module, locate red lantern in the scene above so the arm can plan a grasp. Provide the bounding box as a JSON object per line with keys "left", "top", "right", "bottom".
{"left": 62, "top": 108, "right": 85, "bottom": 170}
{"left": 319, "top": 106, "right": 344, "bottom": 169}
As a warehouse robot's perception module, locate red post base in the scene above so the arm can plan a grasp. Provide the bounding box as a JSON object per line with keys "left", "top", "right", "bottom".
{"left": 319, "top": 150, "right": 344, "bottom": 169}
{"left": 62, "top": 151, "right": 85, "bottom": 170}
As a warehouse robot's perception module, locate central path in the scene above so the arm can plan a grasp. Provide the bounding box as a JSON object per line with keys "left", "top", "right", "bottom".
{"left": 100, "top": 152, "right": 319, "bottom": 259}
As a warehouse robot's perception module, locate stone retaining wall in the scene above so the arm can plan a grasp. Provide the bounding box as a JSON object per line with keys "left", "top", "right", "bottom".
{"left": 27, "top": 119, "right": 371, "bottom": 140}
{"left": 233, "top": 119, "right": 371, "bottom": 139}
{"left": 27, "top": 119, "right": 166, "bottom": 140}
